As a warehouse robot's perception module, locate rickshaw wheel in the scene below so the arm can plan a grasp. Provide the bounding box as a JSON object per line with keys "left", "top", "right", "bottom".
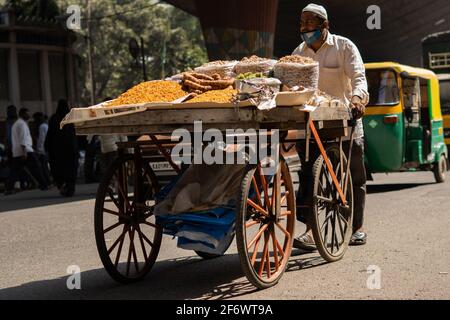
{"left": 94, "top": 154, "right": 162, "bottom": 284}
{"left": 236, "top": 158, "right": 295, "bottom": 289}
{"left": 433, "top": 155, "right": 447, "bottom": 183}
{"left": 311, "top": 144, "right": 353, "bottom": 263}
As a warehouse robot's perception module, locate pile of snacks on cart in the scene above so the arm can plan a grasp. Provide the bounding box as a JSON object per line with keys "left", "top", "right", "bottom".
{"left": 181, "top": 72, "right": 234, "bottom": 94}
{"left": 273, "top": 55, "right": 319, "bottom": 90}
{"left": 106, "top": 80, "right": 186, "bottom": 107}
{"left": 188, "top": 87, "right": 237, "bottom": 103}
{"left": 105, "top": 55, "right": 344, "bottom": 107}
{"left": 194, "top": 60, "right": 238, "bottom": 78}
{"left": 233, "top": 55, "right": 277, "bottom": 76}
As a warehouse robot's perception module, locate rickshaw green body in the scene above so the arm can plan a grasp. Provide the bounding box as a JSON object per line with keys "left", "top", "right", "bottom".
{"left": 364, "top": 62, "right": 448, "bottom": 173}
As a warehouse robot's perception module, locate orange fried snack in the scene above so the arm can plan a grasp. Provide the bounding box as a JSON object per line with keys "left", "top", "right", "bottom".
{"left": 107, "top": 81, "right": 187, "bottom": 107}
{"left": 187, "top": 87, "right": 237, "bottom": 104}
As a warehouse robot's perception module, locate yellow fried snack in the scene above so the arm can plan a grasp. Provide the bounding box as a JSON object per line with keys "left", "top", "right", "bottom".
{"left": 187, "top": 88, "right": 237, "bottom": 104}
{"left": 107, "top": 81, "right": 186, "bottom": 106}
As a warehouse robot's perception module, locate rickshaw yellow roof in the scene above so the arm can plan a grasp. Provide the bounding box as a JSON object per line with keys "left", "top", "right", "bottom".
{"left": 365, "top": 62, "right": 437, "bottom": 80}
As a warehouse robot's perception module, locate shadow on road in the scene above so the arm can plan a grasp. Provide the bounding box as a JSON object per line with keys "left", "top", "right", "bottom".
{"left": 0, "top": 184, "right": 98, "bottom": 213}
{"left": 0, "top": 251, "right": 323, "bottom": 300}
{"left": 367, "top": 183, "right": 434, "bottom": 194}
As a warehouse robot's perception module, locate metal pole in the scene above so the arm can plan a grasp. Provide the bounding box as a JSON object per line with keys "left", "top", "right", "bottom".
{"left": 140, "top": 37, "right": 147, "bottom": 81}
{"left": 87, "top": 0, "right": 96, "bottom": 105}
{"left": 161, "top": 39, "right": 166, "bottom": 79}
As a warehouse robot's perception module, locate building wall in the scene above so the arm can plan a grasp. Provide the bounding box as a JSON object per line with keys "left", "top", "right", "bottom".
{"left": 166, "top": 0, "right": 450, "bottom": 66}
{"left": 0, "top": 12, "right": 78, "bottom": 118}
{"left": 274, "top": 0, "right": 450, "bottom": 66}
{"left": 195, "top": 0, "right": 279, "bottom": 60}
{"left": 0, "top": 46, "right": 77, "bottom": 117}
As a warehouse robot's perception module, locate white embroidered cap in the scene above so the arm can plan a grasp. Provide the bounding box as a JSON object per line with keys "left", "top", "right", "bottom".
{"left": 302, "top": 3, "right": 328, "bottom": 21}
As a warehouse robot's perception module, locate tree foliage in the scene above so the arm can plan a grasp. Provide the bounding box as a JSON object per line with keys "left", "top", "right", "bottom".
{"left": 56, "top": 0, "right": 207, "bottom": 104}
{"left": 3, "top": 0, "right": 60, "bottom": 19}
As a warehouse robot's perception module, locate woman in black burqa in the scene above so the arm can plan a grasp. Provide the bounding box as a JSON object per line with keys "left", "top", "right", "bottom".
{"left": 45, "top": 99, "right": 78, "bottom": 197}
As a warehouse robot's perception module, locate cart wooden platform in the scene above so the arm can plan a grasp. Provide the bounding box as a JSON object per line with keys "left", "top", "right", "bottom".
{"left": 67, "top": 101, "right": 355, "bottom": 289}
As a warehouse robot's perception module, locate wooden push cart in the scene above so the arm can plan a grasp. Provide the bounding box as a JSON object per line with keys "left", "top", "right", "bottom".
{"left": 69, "top": 101, "right": 354, "bottom": 289}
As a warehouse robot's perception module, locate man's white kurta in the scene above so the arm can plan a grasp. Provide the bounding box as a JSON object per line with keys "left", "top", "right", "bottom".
{"left": 11, "top": 118, "right": 34, "bottom": 158}
{"left": 292, "top": 32, "right": 369, "bottom": 138}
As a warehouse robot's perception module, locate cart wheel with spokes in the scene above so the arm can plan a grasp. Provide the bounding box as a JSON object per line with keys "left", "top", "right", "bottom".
{"left": 94, "top": 154, "right": 162, "bottom": 284}
{"left": 236, "top": 158, "right": 296, "bottom": 289}
{"left": 310, "top": 144, "right": 354, "bottom": 263}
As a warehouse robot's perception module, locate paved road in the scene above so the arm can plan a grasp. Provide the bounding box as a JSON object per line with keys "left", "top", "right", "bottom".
{"left": 0, "top": 171, "right": 449, "bottom": 300}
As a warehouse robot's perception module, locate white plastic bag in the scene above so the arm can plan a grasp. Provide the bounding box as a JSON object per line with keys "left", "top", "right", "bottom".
{"left": 194, "top": 61, "right": 238, "bottom": 78}
{"left": 273, "top": 62, "right": 319, "bottom": 90}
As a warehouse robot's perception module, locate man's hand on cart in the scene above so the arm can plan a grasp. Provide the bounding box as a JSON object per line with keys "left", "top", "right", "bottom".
{"left": 350, "top": 95, "right": 366, "bottom": 120}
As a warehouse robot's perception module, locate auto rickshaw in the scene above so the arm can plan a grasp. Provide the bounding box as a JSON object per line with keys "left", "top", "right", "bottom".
{"left": 363, "top": 62, "right": 448, "bottom": 183}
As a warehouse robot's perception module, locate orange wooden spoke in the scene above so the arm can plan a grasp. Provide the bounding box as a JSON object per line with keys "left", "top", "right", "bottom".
{"left": 113, "top": 225, "right": 128, "bottom": 267}
{"left": 330, "top": 214, "right": 336, "bottom": 254}
{"left": 274, "top": 236, "right": 285, "bottom": 261}
{"left": 122, "top": 163, "right": 130, "bottom": 201}
{"left": 338, "top": 212, "right": 349, "bottom": 227}
{"left": 309, "top": 121, "right": 347, "bottom": 205}
{"left": 114, "top": 174, "right": 132, "bottom": 210}
{"left": 106, "top": 188, "right": 123, "bottom": 212}
{"left": 247, "top": 199, "right": 269, "bottom": 217}
{"left": 265, "top": 248, "right": 271, "bottom": 278}
{"left": 104, "top": 221, "right": 123, "bottom": 234}
{"left": 271, "top": 176, "right": 277, "bottom": 214}
{"left": 280, "top": 191, "right": 290, "bottom": 206}
{"left": 333, "top": 224, "right": 340, "bottom": 252}
{"left": 316, "top": 195, "right": 333, "bottom": 203}
{"left": 103, "top": 208, "right": 129, "bottom": 220}
{"left": 258, "top": 166, "right": 271, "bottom": 209}
{"left": 275, "top": 222, "right": 291, "bottom": 239}
{"left": 131, "top": 229, "right": 140, "bottom": 273}
{"left": 247, "top": 224, "right": 269, "bottom": 250}
{"left": 336, "top": 212, "right": 345, "bottom": 241}
{"left": 137, "top": 227, "right": 154, "bottom": 248}
{"left": 108, "top": 226, "right": 128, "bottom": 255}
{"left": 322, "top": 213, "right": 330, "bottom": 245}
{"left": 126, "top": 227, "right": 134, "bottom": 276}
{"left": 136, "top": 225, "right": 148, "bottom": 261}
{"left": 318, "top": 179, "right": 327, "bottom": 196}
{"left": 246, "top": 220, "right": 259, "bottom": 228}
{"left": 322, "top": 166, "right": 333, "bottom": 194}
{"left": 251, "top": 235, "right": 262, "bottom": 267}
{"left": 143, "top": 221, "right": 157, "bottom": 229}
{"left": 257, "top": 247, "right": 266, "bottom": 277}
{"left": 320, "top": 213, "right": 333, "bottom": 233}
{"left": 252, "top": 176, "right": 263, "bottom": 207}
{"left": 271, "top": 229, "right": 279, "bottom": 271}
{"left": 280, "top": 211, "right": 292, "bottom": 217}
{"left": 142, "top": 177, "right": 153, "bottom": 202}
{"left": 258, "top": 232, "right": 270, "bottom": 277}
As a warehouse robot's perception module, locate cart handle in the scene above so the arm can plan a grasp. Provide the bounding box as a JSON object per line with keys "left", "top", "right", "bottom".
{"left": 308, "top": 120, "right": 347, "bottom": 206}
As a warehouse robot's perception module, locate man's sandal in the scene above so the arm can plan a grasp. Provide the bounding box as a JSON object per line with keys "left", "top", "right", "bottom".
{"left": 349, "top": 231, "right": 367, "bottom": 246}
{"left": 293, "top": 232, "right": 317, "bottom": 251}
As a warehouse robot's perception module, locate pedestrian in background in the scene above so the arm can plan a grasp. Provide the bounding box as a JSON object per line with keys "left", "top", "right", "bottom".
{"left": 4, "top": 105, "right": 19, "bottom": 195}
{"left": 32, "top": 112, "right": 51, "bottom": 187}
{"left": 9, "top": 108, "right": 49, "bottom": 192}
{"left": 45, "top": 99, "right": 78, "bottom": 197}
{"left": 5, "top": 105, "right": 17, "bottom": 155}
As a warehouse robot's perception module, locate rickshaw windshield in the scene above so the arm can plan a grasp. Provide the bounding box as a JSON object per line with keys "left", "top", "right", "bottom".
{"left": 439, "top": 79, "right": 450, "bottom": 115}
{"left": 366, "top": 69, "right": 400, "bottom": 106}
